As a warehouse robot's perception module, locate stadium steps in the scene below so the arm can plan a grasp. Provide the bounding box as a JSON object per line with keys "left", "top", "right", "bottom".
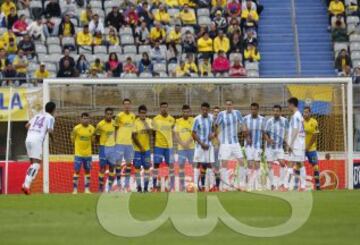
{"left": 259, "top": 1, "right": 297, "bottom": 77}
{"left": 295, "top": 0, "right": 336, "bottom": 76}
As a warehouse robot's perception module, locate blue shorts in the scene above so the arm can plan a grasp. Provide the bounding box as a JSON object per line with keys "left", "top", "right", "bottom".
{"left": 115, "top": 144, "right": 134, "bottom": 163}
{"left": 134, "top": 150, "right": 151, "bottom": 169}
{"left": 306, "top": 151, "right": 318, "bottom": 165}
{"left": 74, "top": 156, "right": 92, "bottom": 172}
{"left": 99, "top": 145, "right": 116, "bottom": 168}
{"left": 154, "top": 147, "right": 173, "bottom": 165}
{"left": 178, "top": 149, "right": 194, "bottom": 166}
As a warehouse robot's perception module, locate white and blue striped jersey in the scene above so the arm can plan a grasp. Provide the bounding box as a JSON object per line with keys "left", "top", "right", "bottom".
{"left": 265, "top": 116, "right": 288, "bottom": 150}
{"left": 215, "top": 110, "right": 244, "bottom": 144}
{"left": 288, "top": 110, "right": 305, "bottom": 148}
{"left": 243, "top": 114, "right": 266, "bottom": 149}
{"left": 192, "top": 114, "right": 214, "bottom": 146}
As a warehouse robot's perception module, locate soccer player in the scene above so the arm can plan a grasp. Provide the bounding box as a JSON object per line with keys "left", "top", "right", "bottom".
{"left": 152, "top": 102, "right": 176, "bottom": 192}
{"left": 264, "top": 105, "right": 289, "bottom": 191}
{"left": 22, "top": 102, "right": 56, "bottom": 195}
{"left": 243, "top": 103, "right": 266, "bottom": 191}
{"left": 303, "top": 106, "right": 321, "bottom": 190}
{"left": 192, "top": 102, "right": 215, "bottom": 192}
{"left": 114, "top": 98, "right": 136, "bottom": 192}
{"left": 286, "top": 97, "right": 306, "bottom": 191}
{"left": 95, "top": 108, "right": 116, "bottom": 192}
{"left": 71, "top": 112, "right": 95, "bottom": 194}
{"left": 132, "top": 105, "right": 152, "bottom": 193}
{"left": 174, "top": 104, "right": 194, "bottom": 191}
{"left": 215, "top": 99, "right": 247, "bottom": 191}
{"left": 210, "top": 106, "right": 221, "bottom": 191}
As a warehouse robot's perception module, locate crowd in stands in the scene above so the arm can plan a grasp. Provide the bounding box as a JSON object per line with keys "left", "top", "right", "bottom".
{"left": 0, "top": 0, "right": 263, "bottom": 86}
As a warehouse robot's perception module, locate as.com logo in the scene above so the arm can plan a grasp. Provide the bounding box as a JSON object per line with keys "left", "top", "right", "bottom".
{"left": 353, "top": 164, "right": 360, "bottom": 188}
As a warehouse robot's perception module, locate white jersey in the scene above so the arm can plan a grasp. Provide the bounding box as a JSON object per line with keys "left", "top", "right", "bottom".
{"left": 243, "top": 114, "right": 266, "bottom": 149}
{"left": 265, "top": 116, "right": 288, "bottom": 150}
{"left": 287, "top": 110, "right": 305, "bottom": 149}
{"left": 26, "top": 112, "right": 55, "bottom": 142}
{"left": 215, "top": 110, "right": 244, "bottom": 144}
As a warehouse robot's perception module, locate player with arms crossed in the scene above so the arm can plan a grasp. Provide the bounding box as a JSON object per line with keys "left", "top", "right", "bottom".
{"left": 303, "top": 106, "right": 321, "bottom": 190}
{"left": 22, "top": 102, "right": 56, "bottom": 195}
{"left": 132, "top": 105, "right": 152, "bottom": 193}
{"left": 215, "top": 99, "right": 247, "bottom": 191}
{"left": 114, "top": 98, "right": 136, "bottom": 192}
{"left": 243, "top": 103, "right": 266, "bottom": 191}
{"left": 96, "top": 108, "right": 116, "bottom": 192}
{"left": 286, "top": 97, "right": 306, "bottom": 191}
{"left": 264, "top": 105, "right": 289, "bottom": 191}
{"left": 175, "top": 104, "right": 195, "bottom": 191}
{"left": 152, "top": 102, "right": 176, "bottom": 192}
{"left": 192, "top": 102, "right": 215, "bottom": 192}
{"left": 71, "top": 112, "right": 95, "bottom": 194}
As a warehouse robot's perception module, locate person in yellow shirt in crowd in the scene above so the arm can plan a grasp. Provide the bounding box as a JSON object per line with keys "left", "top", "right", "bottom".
{"left": 71, "top": 112, "right": 95, "bottom": 194}
{"left": 2, "top": 29, "right": 16, "bottom": 46}
{"left": 154, "top": 4, "right": 170, "bottom": 26}
{"left": 179, "top": 0, "right": 196, "bottom": 8}
{"left": 76, "top": 25, "right": 93, "bottom": 46}
{"left": 13, "top": 49, "right": 28, "bottom": 78}
{"left": 175, "top": 104, "right": 195, "bottom": 191}
{"left": 33, "top": 63, "right": 49, "bottom": 85}
{"left": 211, "top": 0, "right": 226, "bottom": 8}
{"left": 0, "top": 48, "right": 7, "bottom": 71}
{"left": 92, "top": 31, "right": 103, "bottom": 46}
{"left": 167, "top": 24, "right": 182, "bottom": 44}
{"left": 197, "top": 32, "right": 213, "bottom": 59}
{"left": 303, "top": 106, "right": 321, "bottom": 191}
{"left": 152, "top": 102, "right": 176, "bottom": 192}
{"left": 150, "top": 21, "right": 166, "bottom": 44}
{"left": 165, "top": 0, "right": 179, "bottom": 8}
{"left": 175, "top": 60, "right": 190, "bottom": 77}
{"left": 328, "top": 0, "right": 345, "bottom": 27}
{"left": 241, "top": 0, "right": 259, "bottom": 28}
{"left": 90, "top": 58, "right": 104, "bottom": 74}
{"left": 214, "top": 30, "right": 230, "bottom": 53}
{"left": 179, "top": 4, "right": 196, "bottom": 26}
{"left": 1, "top": 0, "right": 16, "bottom": 17}
{"left": 106, "top": 27, "right": 119, "bottom": 46}
{"left": 132, "top": 105, "right": 153, "bottom": 193}
{"left": 114, "top": 98, "right": 136, "bottom": 192}
{"left": 244, "top": 43, "right": 260, "bottom": 62}
{"left": 6, "top": 37, "right": 17, "bottom": 55}
{"left": 199, "top": 57, "right": 212, "bottom": 76}
{"left": 80, "top": 5, "right": 93, "bottom": 26}
{"left": 96, "top": 108, "right": 116, "bottom": 192}
{"left": 184, "top": 53, "right": 198, "bottom": 75}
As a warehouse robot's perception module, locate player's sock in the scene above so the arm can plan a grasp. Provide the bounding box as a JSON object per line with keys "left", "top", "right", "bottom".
{"left": 144, "top": 169, "right": 150, "bottom": 191}
{"left": 285, "top": 167, "right": 293, "bottom": 189}
{"left": 200, "top": 166, "right": 206, "bottom": 188}
{"left": 194, "top": 167, "right": 200, "bottom": 188}
{"left": 246, "top": 168, "right": 253, "bottom": 190}
{"left": 300, "top": 166, "right": 307, "bottom": 189}
{"left": 268, "top": 167, "right": 274, "bottom": 188}
{"left": 239, "top": 166, "right": 246, "bottom": 188}
{"left": 215, "top": 171, "right": 220, "bottom": 188}
{"left": 115, "top": 165, "right": 122, "bottom": 187}
{"left": 108, "top": 172, "right": 115, "bottom": 190}
{"left": 179, "top": 168, "right": 185, "bottom": 190}
{"left": 279, "top": 166, "right": 286, "bottom": 186}
{"left": 169, "top": 165, "right": 175, "bottom": 190}
{"left": 124, "top": 165, "right": 131, "bottom": 188}
{"left": 135, "top": 168, "right": 141, "bottom": 190}
{"left": 73, "top": 174, "right": 79, "bottom": 190}
{"left": 220, "top": 168, "right": 226, "bottom": 190}
{"left": 24, "top": 163, "right": 40, "bottom": 188}
{"left": 255, "top": 168, "right": 261, "bottom": 190}
{"left": 152, "top": 168, "right": 158, "bottom": 188}
{"left": 85, "top": 174, "right": 90, "bottom": 190}
{"left": 314, "top": 165, "right": 320, "bottom": 190}
{"left": 207, "top": 168, "right": 213, "bottom": 189}
{"left": 293, "top": 166, "right": 300, "bottom": 190}
{"left": 98, "top": 172, "right": 104, "bottom": 192}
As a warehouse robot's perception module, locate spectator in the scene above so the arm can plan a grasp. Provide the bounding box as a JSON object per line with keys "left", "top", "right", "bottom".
{"left": 184, "top": 53, "right": 198, "bottom": 75}
{"left": 62, "top": 0, "right": 77, "bottom": 21}
{"left": 150, "top": 21, "right": 166, "bottom": 44}
{"left": 90, "top": 58, "right": 104, "bottom": 74}
{"left": 154, "top": 4, "right": 170, "bottom": 26}
{"left": 227, "top": 17, "right": 241, "bottom": 37}
{"left": 106, "top": 28, "right": 120, "bottom": 46}
{"left": 179, "top": 4, "right": 196, "bottom": 26}
{"left": 165, "top": 0, "right": 179, "bottom": 8}
{"left": 353, "top": 67, "right": 360, "bottom": 84}
{"left": 208, "top": 22, "right": 218, "bottom": 39}
{"left": 126, "top": 5, "right": 139, "bottom": 30}
{"left": 76, "top": 54, "right": 90, "bottom": 75}
{"left": 120, "top": 0, "right": 136, "bottom": 12}
{"left": 1, "top": 0, "right": 16, "bottom": 18}
{"left": 1, "top": 60, "right": 17, "bottom": 86}
{"left": 179, "top": 0, "right": 196, "bottom": 8}
{"left": 166, "top": 42, "right": 179, "bottom": 63}
{"left": 211, "top": 0, "right": 226, "bottom": 17}
{"left": 136, "top": 1, "right": 153, "bottom": 28}
{"left": 175, "top": 60, "right": 190, "bottom": 77}
{"left": 227, "top": 0, "right": 242, "bottom": 18}
{"left": 57, "top": 59, "right": 77, "bottom": 77}
{"left": 328, "top": 0, "right": 345, "bottom": 29}
{"left": 167, "top": 24, "right": 182, "bottom": 44}
{"left": 135, "top": 21, "right": 150, "bottom": 45}
{"left": 331, "top": 18, "right": 348, "bottom": 42}
{"left": 105, "top": 5, "right": 125, "bottom": 32}
{"left": 0, "top": 48, "right": 8, "bottom": 72}
{"left": 241, "top": 0, "right": 259, "bottom": 29}
{"left": 6, "top": 7, "right": 17, "bottom": 29}
{"left": 12, "top": 49, "right": 28, "bottom": 83}
{"left": 76, "top": 25, "right": 93, "bottom": 46}
{"left": 33, "top": 63, "right": 49, "bottom": 85}
{"left": 212, "top": 50, "right": 230, "bottom": 76}
{"left": 105, "top": 52, "right": 122, "bottom": 77}
{"left": 241, "top": 0, "right": 257, "bottom": 12}
{"left": 244, "top": 43, "right": 260, "bottom": 62}
{"left": 6, "top": 37, "right": 17, "bottom": 55}
{"left": 12, "top": 14, "right": 27, "bottom": 36}
{"left": 213, "top": 11, "right": 227, "bottom": 32}
{"left": 197, "top": 32, "right": 213, "bottom": 59}
{"left": 196, "top": 25, "right": 208, "bottom": 39}
{"left": 199, "top": 57, "right": 212, "bottom": 76}
{"left": 45, "top": 0, "right": 61, "bottom": 18}
{"left": 123, "top": 56, "right": 137, "bottom": 76}
{"left": 43, "top": 15, "right": 58, "bottom": 37}
{"left": 211, "top": 0, "right": 227, "bottom": 8}
{"left": 26, "top": 18, "right": 45, "bottom": 42}
{"left": 138, "top": 52, "right": 153, "bottom": 74}
{"left": 2, "top": 29, "right": 16, "bottom": 47}
{"left": 59, "top": 48, "right": 75, "bottom": 70}
{"left": 230, "top": 32, "right": 243, "bottom": 53}
{"left": 335, "top": 49, "right": 352, "bottom": 76}
{"left": 331, "top": 14, "right": 345, "bottom": 29}
{"left": 87, "top": 67, "right": 100, "bottom": 78}
{"left": 59, "top": 14, "right": 76, "bottom": 39}
{"left": 150, "top": 41, "right": 166, "bottom": 63}
{"left": 17, "top": 34, "right": 35, "bottom": 58}
{"left": 229, "top": 57, "right": 247, "bottom": 77}
{"left": 243, "top": 30, "right": 258, "bottom": 48}
{"left": 182, "top": 30, "right": 197, "bottom": 53}
{"left": 214, "top": 30, "right": 230, "bottom": 53}
{"left": 18, "top": 0, "right": 30, "bottom": 10}
{"left": 80, "top": 5, "right": 92, "bottom": 26}
{"left": 92, "top": 31, "right": 104, "bottom": 46}
{"left": 89, "top": 14, "right": 105, "bottom": 35}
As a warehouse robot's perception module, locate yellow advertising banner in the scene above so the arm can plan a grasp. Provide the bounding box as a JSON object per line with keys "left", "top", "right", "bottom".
{"left": 0, "top": 87, "right": 42, "bottom": 122}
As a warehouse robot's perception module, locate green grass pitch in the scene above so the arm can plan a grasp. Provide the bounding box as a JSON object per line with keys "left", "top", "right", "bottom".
{"left": 0, "top": 191, "right": 359, "bottom": 245}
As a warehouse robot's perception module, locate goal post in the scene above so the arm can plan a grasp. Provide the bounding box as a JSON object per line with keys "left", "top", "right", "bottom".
{"left": 42, "top": 77, "right": 354, "bottom": 193}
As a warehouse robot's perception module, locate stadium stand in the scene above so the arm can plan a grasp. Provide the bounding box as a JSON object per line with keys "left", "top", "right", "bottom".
{"left": 0, "top": 0, "right": 264, "bottom": 86}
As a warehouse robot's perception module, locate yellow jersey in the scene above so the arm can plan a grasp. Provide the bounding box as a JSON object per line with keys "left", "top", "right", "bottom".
{"left": 71, "top": 124, "right": 95, "bottom": 157}
{"left": 1, "top": 2, "right": 16, "bottom": 17}
{"left": 197, "top": 37, "right": 213, "bottom": 52}
{"left": 114, "top": 111, "right": 136, "bottom": 145}
{"left": 34, "top": 69, "right": 49, "bottom": 79}
{"left": 175, "top": 117, "right": 194, "bottom": 150}
{"left": 133, "top": 118, "right": 152, "bottom": 151}
{"left": 96, "top": 119, "right": 115, "bottom": 147}
{"left": 304, "top": 118, "right": 319, "bottom": 152}
{"left": 153, "top": 114, "right": 175, "bottom": 148}
{"left": 76, "top": 31, "right": 93, "bottom": 46}
{"left": 214, "top": 36, "right": 230, "bottom": 53}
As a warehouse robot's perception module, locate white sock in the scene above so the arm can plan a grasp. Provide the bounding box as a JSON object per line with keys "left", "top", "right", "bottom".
{"left": 300, "top": 166, "right": 307, "bottom": 189}
{"left": 268, "top": 167, "right": 274, "bottom": 187}
{"left": 255, "top": 168, "right": 261, "bottom": 190}
{"left": 193, "top": 168, "right": 199, "bottom": 187}
{"left": 24, "top": 163, "right": 40, "bottom": 188}
{"left": 279, "top": 167, "right": 286, "bottom": 186}
{"left": 220, "top": 168, "right": 227, "bottom": 190}
{"left": 239, "top": 166, "right": 246, "bottom": 188}
{"left": 285, "top": 167, "right": 294, "bottom": 189}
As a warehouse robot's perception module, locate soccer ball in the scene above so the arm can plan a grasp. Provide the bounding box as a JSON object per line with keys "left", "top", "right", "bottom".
{"left": 186, "top": 183, "right": 195, "bottom": 193}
